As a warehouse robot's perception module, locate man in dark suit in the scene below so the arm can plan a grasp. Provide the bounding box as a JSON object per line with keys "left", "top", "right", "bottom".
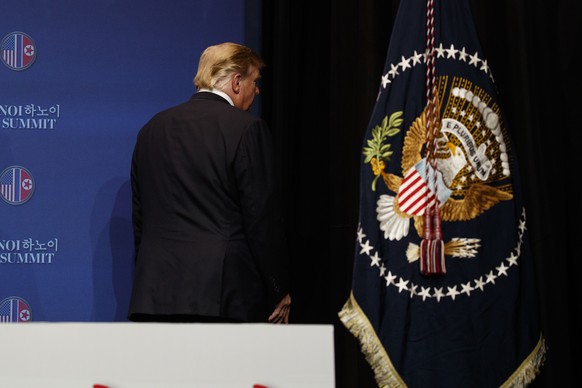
{"left": 128, "top": 42, "right": 291, "bottom": 324}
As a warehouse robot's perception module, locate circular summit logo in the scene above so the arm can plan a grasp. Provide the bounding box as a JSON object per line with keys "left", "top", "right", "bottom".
{"left": 0, "top": 296, "right": 32, "bottom": 322}
{"left": 0, "top": 166, "right": 35, "bottom": 205}
{"left": 1, "top": 31, "right": 37, "bottom": 71}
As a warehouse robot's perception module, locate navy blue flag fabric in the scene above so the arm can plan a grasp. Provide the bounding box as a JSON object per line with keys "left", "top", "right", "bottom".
{"left": 339, "top": 0, "right": 546, "bottom": 386}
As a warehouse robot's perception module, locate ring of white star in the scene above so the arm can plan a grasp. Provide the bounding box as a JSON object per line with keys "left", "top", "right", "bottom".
{"left": 357, "top": 208, "right": 526, "bottom": 302}
{"left": 380, "top": 42, "right": 494, "bottom": 90}
{"left": 364, "top": 42, "right": 514, "bottom": 302}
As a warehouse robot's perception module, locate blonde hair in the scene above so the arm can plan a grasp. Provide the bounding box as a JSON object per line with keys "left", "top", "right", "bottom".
{"left": 193, "top": 42, "right": 264, "bottom": 91}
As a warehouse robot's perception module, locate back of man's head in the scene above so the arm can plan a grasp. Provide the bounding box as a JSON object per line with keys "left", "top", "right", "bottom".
{"left": 193, "top": 42, "right": 264, "bottom": 91}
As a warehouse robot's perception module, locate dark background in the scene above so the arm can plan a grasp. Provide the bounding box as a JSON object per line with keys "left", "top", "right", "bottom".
{"left": 258, "top": 0, "right": 579, "bottom": 387}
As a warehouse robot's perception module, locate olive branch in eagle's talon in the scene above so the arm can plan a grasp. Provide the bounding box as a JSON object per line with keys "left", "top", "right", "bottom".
{"left": 362, "top": 111, "right": 403, "bottom": 191}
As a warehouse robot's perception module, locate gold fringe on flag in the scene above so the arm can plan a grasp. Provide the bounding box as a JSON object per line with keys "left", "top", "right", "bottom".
{"left": 339, "top": 291, "right": 546, "bottom": 388}
{"left": 338, "top": 292, "right": 407, "bottom": 388}
{"left": 501, "top": 335, "right": 546, "bottom": 388}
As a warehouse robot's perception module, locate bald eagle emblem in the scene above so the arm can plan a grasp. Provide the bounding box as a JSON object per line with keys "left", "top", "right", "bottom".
{"left": 365, "top": 77, "right": 514, "bottom": 262}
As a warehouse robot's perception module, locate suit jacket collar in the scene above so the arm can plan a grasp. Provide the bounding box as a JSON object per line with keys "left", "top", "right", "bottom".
{"left": 191, "top": 91, "right": 232, "bottom": 105}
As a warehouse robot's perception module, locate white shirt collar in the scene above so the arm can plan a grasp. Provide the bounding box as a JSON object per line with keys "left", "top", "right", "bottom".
{"left": 198, "top": 88, "right": 234, "bottom": 106}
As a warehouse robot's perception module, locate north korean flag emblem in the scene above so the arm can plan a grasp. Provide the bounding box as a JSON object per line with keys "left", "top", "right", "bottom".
{"left": 1, "top": 31, "right": 37, "bottom": 71}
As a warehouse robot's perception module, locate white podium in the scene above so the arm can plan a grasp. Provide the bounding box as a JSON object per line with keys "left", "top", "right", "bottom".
{"left": 0, "top": 322, "right": 335, "bottom": 388}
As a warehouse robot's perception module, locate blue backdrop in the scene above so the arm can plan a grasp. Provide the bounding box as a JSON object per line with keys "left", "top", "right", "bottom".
{"left": 1, "top": 0, "right": 249, "bottom": 322}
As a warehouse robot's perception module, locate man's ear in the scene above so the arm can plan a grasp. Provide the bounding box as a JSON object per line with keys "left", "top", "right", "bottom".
{"left": 231, "top": 73, "right": 242, "bottom": 94}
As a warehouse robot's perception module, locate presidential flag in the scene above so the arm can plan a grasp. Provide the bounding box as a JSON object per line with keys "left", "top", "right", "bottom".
{"left": 339, "top": 1, "right": 545, "bottom": 386}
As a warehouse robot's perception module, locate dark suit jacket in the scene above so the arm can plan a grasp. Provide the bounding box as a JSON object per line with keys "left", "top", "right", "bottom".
{"left": 128, "top": 92, "right": 289, "bottom": 322}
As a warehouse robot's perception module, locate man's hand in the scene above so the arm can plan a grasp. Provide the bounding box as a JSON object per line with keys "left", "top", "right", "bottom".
{"left": 268, "top": 293, "right": 291, "bottom": 324}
